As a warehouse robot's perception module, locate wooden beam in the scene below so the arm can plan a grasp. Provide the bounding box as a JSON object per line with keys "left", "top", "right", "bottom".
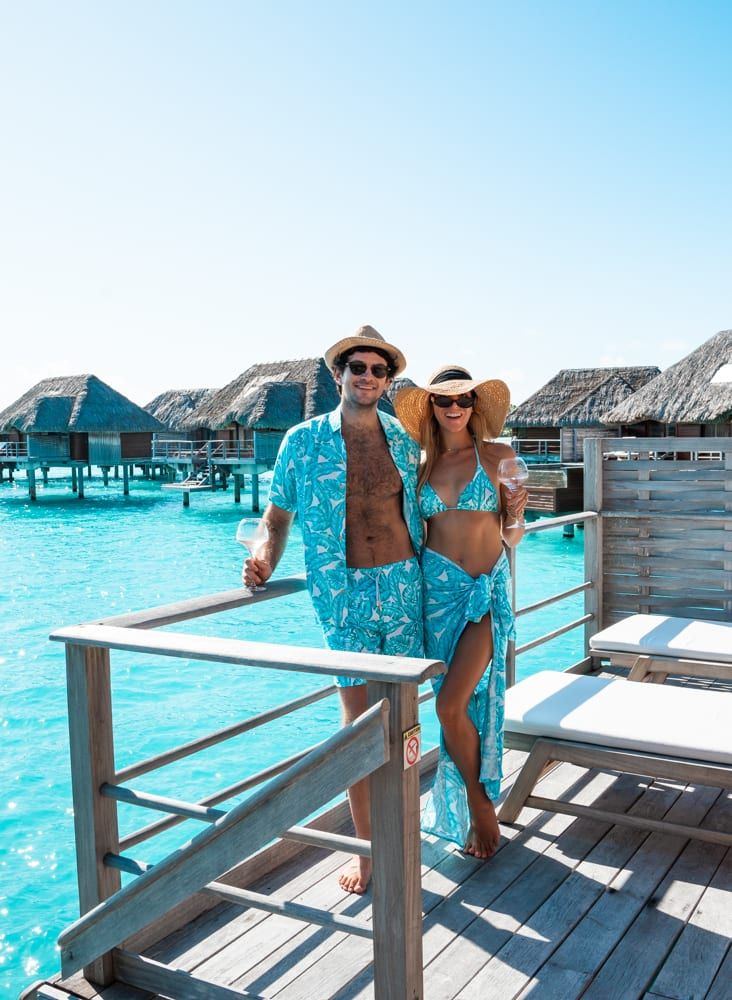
{"left": 65, "top": 644, "right": 121, "bottom": 985}
{"left": 95, "top": 578, "right": 309, "bottom": 629}
{"left": 50, "top": 624, "right": 444, "bottom": 685}
{"left": 368, "top": 681, "right": 423, "bottom": 1000}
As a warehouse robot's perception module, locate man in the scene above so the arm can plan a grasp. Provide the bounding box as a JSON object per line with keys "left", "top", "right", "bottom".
{"left": 243, "top": 325, "right": 423, "bottom": 894}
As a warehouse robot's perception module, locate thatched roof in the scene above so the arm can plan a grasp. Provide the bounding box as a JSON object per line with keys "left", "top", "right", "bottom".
{"left": 507, "top": 366, "right": 661, "bottom": 428}
{"left": 192, "top": 358, "right": 340, "bottom": 430}
{"left": 145, "top": 388, "right": 218, "bottom": 432}
{"left": 0, "top": 375, "right": 165, "bottom": 434}
{"left": 602, "top": 330, "right": 732, "bottom": 424}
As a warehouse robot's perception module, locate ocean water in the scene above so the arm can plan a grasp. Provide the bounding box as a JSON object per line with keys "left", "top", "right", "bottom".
{"left": 0, "top": 472, "right": 584, "bottom": 997}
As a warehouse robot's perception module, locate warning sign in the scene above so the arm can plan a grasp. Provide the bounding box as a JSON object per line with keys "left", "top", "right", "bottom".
{"left": 402, "top": 724, "right": 421, "bottom": 769}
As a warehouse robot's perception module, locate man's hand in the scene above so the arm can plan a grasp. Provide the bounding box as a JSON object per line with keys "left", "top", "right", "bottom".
{"left": 242, "top": 556, "right": 273, "bottom": 590}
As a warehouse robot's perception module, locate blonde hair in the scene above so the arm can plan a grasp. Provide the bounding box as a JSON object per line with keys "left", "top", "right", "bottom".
{"left": 417, "top": 397, "right": 495, "bottom": 494}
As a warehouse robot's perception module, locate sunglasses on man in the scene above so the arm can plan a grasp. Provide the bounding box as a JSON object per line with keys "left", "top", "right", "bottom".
{"left": 431, "top": 393, "right": 476, "bottom": 409}
{"left": 344, "top": 361, "right": 391, "bottom": 378}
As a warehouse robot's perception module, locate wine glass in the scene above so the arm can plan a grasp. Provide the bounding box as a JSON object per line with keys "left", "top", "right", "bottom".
{"left": 236, "top": 518, "right": 270, "bottom": 591}
{"left": 497, "top": 457, "right": 529, "bottom": 528}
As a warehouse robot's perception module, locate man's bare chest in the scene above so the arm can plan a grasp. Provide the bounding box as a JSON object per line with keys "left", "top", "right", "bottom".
{"left": 343, "top": 430, "right": 402, "bottom": 499}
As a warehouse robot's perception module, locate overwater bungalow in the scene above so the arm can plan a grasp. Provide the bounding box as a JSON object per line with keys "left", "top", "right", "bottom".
{"left": 145, "top": 387, "right": 219, "bottom": 442}
{"left": 0, "top": 374, "right": 165, "bottom": 499}
{"left": 153, "top": 358, "right": 341, "bottom": 506}
{"left": 602, "top": 329, "right": 732, "bottom": 443}
{"left": 507, "top": 365, "right": 661, "bottom": 462}
{"left": 24, "top": 433, "right": 732, "bottom": 1000}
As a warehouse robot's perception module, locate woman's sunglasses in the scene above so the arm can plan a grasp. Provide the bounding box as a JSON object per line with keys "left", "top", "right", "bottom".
{"left": 431, "top": 393, "right": 475, "bottom": 409}
{"left": 344, "top": 361, "right": 391, "bottom": 378}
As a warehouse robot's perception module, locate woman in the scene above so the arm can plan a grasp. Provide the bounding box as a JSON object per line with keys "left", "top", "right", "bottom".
{"left": 394, "top": 365, "right": 527, "bottom": 858}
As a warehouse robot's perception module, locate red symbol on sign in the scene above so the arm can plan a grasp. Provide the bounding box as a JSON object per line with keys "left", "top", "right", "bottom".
{"left": 405, "top": 735, "right": 420, "bottom": 767}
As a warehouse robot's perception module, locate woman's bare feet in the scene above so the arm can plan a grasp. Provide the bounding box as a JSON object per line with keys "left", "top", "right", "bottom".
{"left": 463, "top": 797, "right": 500, "bottom": 859}
{"left": 338, "top": 856, "right": 372, "bottom": 894}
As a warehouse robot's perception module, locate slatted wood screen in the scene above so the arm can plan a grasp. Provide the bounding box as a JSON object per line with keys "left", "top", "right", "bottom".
{"left": 586, "top": 437, "right": 732, "bottom": 625}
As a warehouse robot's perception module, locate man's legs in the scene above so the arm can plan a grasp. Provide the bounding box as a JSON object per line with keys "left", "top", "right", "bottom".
{"left": 338, "top": 683, "right": 371, "bottom": 894}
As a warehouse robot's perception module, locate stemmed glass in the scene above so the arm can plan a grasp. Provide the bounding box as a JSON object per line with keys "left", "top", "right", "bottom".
{"left": 497, "top": 457, "right": 529, "bottom": 528}
{"left": 236, "top": 518, "right": 270, "bottom": 591}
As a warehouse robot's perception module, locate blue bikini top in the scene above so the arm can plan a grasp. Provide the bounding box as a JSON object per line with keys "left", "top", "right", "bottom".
{"left": 418, "top": 440, "right": 499, "bottom": 520}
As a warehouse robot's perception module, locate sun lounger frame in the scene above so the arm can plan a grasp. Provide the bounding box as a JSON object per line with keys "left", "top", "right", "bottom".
{"left": 500, "top": 731, "right": 732, "bottom": 847}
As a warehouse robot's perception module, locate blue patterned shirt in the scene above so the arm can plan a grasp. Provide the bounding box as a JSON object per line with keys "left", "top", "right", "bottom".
{"left": 269, "top": 406, "right": 423, "bottom": 629}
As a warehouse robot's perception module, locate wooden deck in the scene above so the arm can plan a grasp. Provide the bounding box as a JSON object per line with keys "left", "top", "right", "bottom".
{"left": 28, "top": 743, "right": 732, "bottom": 1000}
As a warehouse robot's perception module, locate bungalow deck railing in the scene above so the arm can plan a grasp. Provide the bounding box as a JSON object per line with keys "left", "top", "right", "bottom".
{"left": 152, "top": 439, "right": 257, "bottom": 463}
{"left": 0, "top": 440, "right": 28, "bottom": 458}
{"left": 50, "top": 579, "right": 443, "bottom": 1000}
{"left": 511, "top": 437, "right": 561, "bottom": 459}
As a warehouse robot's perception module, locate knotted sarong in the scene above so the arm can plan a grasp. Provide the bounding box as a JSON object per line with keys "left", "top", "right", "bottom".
{"left": 421, "top": 547, "right": 515, "bottom": 846}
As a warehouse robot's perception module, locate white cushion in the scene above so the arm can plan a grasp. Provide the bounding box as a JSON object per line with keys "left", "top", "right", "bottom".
{"left": 504, "top": 670, "right": 732, "bottom": 766}
{"left": 589, "top": 614, "right": 732, "bottom": 664}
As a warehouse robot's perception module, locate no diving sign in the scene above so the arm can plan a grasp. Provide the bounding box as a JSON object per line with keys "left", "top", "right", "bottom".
{"left": 402, "top": 724, "right": 421, "bottom": 769}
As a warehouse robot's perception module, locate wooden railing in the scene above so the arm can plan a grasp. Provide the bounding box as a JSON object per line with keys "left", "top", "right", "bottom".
{"left": 0, "top": 440, "right": 28, "bottom": 458}
{"left": 505, "top": 510, "right": 600, "bottom": 687}
{"left": 50, "top": 579, "right": 443, "bottom": 1000}
{"left": 511, "top": 437, "right": 561, "bottom": 459}
{"left": 152, "top": 439, "right": 257, "bottom": 462}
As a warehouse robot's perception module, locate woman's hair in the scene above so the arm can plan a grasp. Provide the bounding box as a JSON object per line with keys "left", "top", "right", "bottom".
{"left": 417, "top": 394, "right": 494, "bottom": 494}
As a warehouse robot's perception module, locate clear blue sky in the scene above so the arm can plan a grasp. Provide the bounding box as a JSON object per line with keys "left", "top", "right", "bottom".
{"left": 1, "top": 1, "right": 730, "bottom": 410}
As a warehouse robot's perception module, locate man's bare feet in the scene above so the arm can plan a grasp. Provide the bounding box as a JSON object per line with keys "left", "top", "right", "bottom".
{"left": 463, "top": 797, "right": 501, "bottom": 859}
{"left": 338, "top": 856, "right": 372, "bottom": 894}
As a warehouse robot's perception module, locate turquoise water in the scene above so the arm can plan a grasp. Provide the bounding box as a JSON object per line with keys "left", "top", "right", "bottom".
{"left": 0, "top": 472, "right": 584, "bottom": 997}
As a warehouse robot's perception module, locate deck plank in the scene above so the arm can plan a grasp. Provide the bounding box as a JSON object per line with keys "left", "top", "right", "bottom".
{"left": 702, "top": 944, "right": 732, "bottom": 1000}
{"left": 427, "top": 770, "right": 666, "bottom": 1000}
{"left": 453, "top": 777, "right": 703, "bottom": 999}
{"left": 504, "top": 783, "right": 721, "bottom": 1000}
{"left": 641, "top": 846, "right": 732, "bottom": 1000}
{"left": 292, "top": 764, "right": 633, "bottom": 1000}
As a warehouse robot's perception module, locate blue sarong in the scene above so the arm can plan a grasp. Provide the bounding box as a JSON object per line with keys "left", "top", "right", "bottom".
{"left": 421, "top": 547, "right": 515, "bottom": 846}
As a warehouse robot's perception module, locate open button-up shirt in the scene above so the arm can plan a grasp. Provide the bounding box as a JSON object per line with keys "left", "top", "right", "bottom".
{"left": 269, "top": 406, "right": 423, "bottom": 630}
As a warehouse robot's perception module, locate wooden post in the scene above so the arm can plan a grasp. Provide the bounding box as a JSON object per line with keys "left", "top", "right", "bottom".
{"left": 78, "top": 467, "right": 85, "bottom": 499}
{"left": 183, "top": 490, "right": 190, "bottom": 508}
{"left": 251, "top": 473, "right": 260, "bottom": 512}
{"left": 122, "top": 465, "right": 129, "bottom": 496}
{"left": 583, "top": 437, "right": 604, "bottom": 651}
{"left": 42, "top": 467, "right": 49, "bottom": 486}
{"left": 114, "top": 466, "right": 119, "bottom": 479}
{"left": 506, "top": 545, "right": 517, "bottom": 688}
{"left": 71, "top": 466, "right": 78, "bottom": 493}
{"left": 28, "top": 467, "right": 37, "bottom": 501}
{"left": 234, "top": 474, "right": 242, "bottom": 503}
{"left": 368, "top": 681, "right": 423, "bottom": 1000}
{"left": 102, "top": 467, "right": 109, "bottom": 487}
{"left": 65, "top": 643, "right": 121, "bottom": 985}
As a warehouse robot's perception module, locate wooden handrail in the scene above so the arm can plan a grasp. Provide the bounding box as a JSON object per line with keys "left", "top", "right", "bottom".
{"left": 51, "top": 622, "right": 444, "bottom": 685}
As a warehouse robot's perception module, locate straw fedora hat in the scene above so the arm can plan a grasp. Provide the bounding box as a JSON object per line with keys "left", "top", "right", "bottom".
{"left": 394, "top": 365, "right": 510, "bottom": 441}
{"left": 324, "top": 325, "right": 407, "bottom": 376}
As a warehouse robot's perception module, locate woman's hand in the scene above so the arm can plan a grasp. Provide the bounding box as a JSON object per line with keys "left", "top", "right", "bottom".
{"left": 502, "top": 483, "right": 528, "bottom": 522}
{"left": 242, "top": 556, "right": 272, "bottom": 589}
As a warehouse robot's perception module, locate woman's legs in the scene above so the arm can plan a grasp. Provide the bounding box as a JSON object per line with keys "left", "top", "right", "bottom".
{"left": 435, "top": 614, "right": 499, "bottom": 858}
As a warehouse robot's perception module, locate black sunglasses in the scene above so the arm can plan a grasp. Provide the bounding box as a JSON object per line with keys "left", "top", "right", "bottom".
{"left": 344, "top": 360, "right": 391, "bottom": 378}
{"left": 431, "top": 393, "right": 475, "bottom": 409}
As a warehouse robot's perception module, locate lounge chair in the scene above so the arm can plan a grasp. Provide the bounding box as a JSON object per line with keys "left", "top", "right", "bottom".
{"left": 589, "top": 613, "right": 732, "bottom": 683}
{"left": 499, "top": 670, "right": 731, "bottom": 846}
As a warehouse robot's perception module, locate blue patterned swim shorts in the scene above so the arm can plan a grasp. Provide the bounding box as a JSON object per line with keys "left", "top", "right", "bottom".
{"left": 322, "top": 556, "right": 424, "bottom": 687}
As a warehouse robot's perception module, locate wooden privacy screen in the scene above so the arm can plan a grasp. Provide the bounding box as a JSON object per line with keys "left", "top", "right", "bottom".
{"left": 586, "top": 437, "right": 732, "bottom": 625}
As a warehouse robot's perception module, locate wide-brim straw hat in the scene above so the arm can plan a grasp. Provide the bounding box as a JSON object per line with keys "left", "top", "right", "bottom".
{"left": 324, "top": 324, "right": 407, "bottom": 376}
{"left": 394, "top": 365, "right": 510, "bottom": 440}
